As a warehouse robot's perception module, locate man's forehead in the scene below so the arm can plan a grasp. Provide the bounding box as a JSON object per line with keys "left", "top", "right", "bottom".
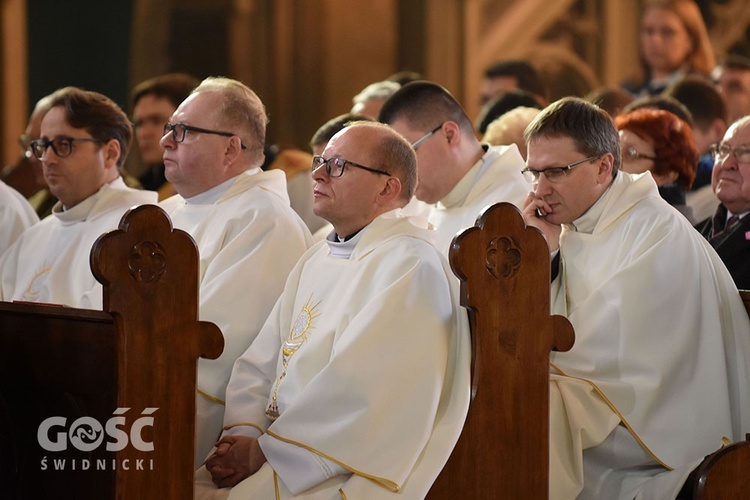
{"left": 325, "top": 126, "right": 372, "bottom": 157}
{"left": 173, "top": 91, "right": 216, "bottom": 119}
{"left": 725, "top": 120, "right": 750, "bottom": 142}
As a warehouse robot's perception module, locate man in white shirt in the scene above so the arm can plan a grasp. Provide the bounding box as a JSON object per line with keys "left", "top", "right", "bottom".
{"left": 158, "top": 77, "right": 313, "bottom": 466}
{"left": 521, "top": 97, "right": 750, "bottom": 499}
{"left": 0, "top": 86, "right": 156, "bottom": 307}
{"left": 379, "top": 81, "right": 528, "bottom": 255}
{"left": 195, "top": 121, "right": 470, "bottom": 499}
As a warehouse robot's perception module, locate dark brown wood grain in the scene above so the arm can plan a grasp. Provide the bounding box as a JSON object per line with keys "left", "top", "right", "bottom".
{"left": 0, "top": 204, "right": 223, "bottom": 499}
{"left": 427, "top": 202, "right": 574, "bottom": 499}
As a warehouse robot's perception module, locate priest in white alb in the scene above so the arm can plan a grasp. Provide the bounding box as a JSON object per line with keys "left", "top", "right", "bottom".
{"left": 521, "top": 97, "right": 750, "bottom": 499}
{"left": 0, "top": 86, "right": 156, "bottom": 308}
{"left": 158, "top": 77, "right": 313, "bottom": 467}
{"left": 195, "top": 121, "right": 470, "bottom": 499}
{"left": 379, "top": 80, "right": 528, "bottom": 255}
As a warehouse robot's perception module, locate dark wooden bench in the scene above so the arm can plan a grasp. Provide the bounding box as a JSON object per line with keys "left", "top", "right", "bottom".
{"left": 0, "top": 204, "right": 223, "bottom": 499}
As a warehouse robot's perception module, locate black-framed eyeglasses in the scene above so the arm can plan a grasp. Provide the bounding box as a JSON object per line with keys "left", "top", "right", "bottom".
{"left": 411, "top": 123, "right": 444, "bottom": 150}
{"left": 521, "top": 154, "right": 600, "bottom": 184}
{"left": 311, "top": 155, "right": 391, "bottom": 177}
{"left": 29, "top": 137, "right": 102, "bottom": 160}
{"left": 711, "top": 142, "right": 750, "bottom": 164}
{"left": 163, "top": 122, "right": 247, "bottom": 150}
{"left": 622, "top": 145, "right": 656, "bottom": 162}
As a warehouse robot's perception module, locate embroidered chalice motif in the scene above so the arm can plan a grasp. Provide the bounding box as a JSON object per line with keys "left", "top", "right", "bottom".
{"left": 267, "top": 297, "right": 320, "bottom": 419}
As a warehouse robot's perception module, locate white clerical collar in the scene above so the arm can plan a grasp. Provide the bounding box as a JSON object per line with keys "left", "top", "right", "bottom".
{"left": 325, "top": 228, "right": 366, "bottom": 259}
{"left": 184, "top": 175, "right": 239, "bottom": 205}
{"left": 53, "top": 176, "right": 125, "bottom": 222}
{"left": 439, "top": 145, "right": 495, "bottom": 209}
{"left": 569, "top": 174, "right": 617, "bottom": 233}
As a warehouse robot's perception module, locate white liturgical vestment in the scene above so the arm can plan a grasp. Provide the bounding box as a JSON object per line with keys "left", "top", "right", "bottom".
{"left": 429, "top": 144, "right": 527, "bottom": 255}
{"left": 0, "top": 177, "right": 155, "bottom": 308}
{"left": 160, "top": 168, "right": 313, "bottom": 467}
{"left": 0, "top": 179, "right": 39, "bottom": 255}
{"left": 548, "top": 171, "right": 750, "bottom": 499}
{"left": 195, "top": 209, "right": 470, "bottom": 499}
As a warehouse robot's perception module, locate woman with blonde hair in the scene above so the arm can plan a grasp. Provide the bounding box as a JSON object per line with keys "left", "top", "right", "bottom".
{"left": 623, "top": 0, "right": 715, "bottom": 97}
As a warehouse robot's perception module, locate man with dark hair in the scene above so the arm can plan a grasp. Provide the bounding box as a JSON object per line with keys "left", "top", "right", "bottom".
{"left": 521, "top": 97, "right": 750, "bottom": 499}
{"left": 0, "top": 86, "right": 156, "bottom": 307}
{"left": 159, "top": 77, "right": 313, "bottom": 466}
{"left": 714, "top": 54, "right": 750, "bottom": 124}
{"left": 665, "top": 74, "right": 728, "bottom": 220}
{"left": 480, "top": 59, "right": 547, "bottom": 106}
{"left": 379, "top": 80, "right": 527, "bottom": 256}
{"left": 195, "top": 121, "right": 469, "bottom": 498}
{"left": 130, "top": 72, "right": 199, "bottom": 194}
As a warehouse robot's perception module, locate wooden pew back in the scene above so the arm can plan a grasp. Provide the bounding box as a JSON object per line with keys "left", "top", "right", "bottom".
{"left": 0, "top": 204, "right": 223, "bottom": 499}
{"left": 427, "top": 202, "right": 574, "bottom": 499}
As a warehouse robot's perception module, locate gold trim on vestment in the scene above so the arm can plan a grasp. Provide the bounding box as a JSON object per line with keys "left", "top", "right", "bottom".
{"left": 339, "top": 488, "right": 347, "bottom": 499}
{"left": 198, "top": 389, "right": 225, "bottom": 406}
{"left": 274, "top": 470, "right": 280, "bottom": 500}
{"left": 550, "top": 362, "right": 673, "bottom": 470}
{"left": 222, "top": 422, "right": 265, "bottom": 435}
{"left": 265, "top": 429, "right": 400, "bottom": 492}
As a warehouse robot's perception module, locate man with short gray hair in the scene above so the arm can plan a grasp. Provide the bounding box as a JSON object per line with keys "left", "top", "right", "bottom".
{"left": 159, "top": 77, "right": 313, "bottom": 466}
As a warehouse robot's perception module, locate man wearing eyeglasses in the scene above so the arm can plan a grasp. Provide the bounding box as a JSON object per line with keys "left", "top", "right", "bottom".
{"left": 157, "top": 77, "right": 313, "bottom": 467}
{"left": 195, "top": 121, "right": 469, "bottom": 499}
{"left": 520, "top": 97, "right": 750, "bottom": 500}
{"left": 0, "top": 86, "right": 156, "bottom": 307}
{"left": 379, "top": 81, "right": 528, "bottom": 256}
{"left": 696, "top": 116, "right": 750, "bottom": 288}
{"left": 128, "top": 72, "right": 198, "bottom": 198}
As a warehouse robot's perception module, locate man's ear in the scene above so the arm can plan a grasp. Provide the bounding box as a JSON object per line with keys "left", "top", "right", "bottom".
{"left": 379, "top": 176, "right": 403, "bottom": 203}
{"left": 224, "top": 136, "right": 244, "bottom": 166}
{"left": 103, "top": 139, "right": 121, "bottom": 170}
{"left": 596, "top": 152, "right": 614, "bottom": 183}
{"left": 443, "top": 121, "right": 461, "bottom": 146}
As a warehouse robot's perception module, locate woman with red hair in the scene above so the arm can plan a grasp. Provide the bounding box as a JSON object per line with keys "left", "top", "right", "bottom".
{"left": 615, "top": 108, "right": 698, "bottom": 222}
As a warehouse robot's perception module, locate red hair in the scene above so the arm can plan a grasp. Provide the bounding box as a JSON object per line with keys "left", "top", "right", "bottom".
{"left": 615, "top": 108, "right": 698, "bottom": 188}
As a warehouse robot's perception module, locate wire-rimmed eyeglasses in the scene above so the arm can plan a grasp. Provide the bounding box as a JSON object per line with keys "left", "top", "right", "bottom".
{"left": 29, "top": 137, "right": 102, "bottom": 160}
{"left": 411, "top": 123, "right": 444, "bottom": 150}
{"left": 711, "top": 142, "right": 750, "bottom": 164}
{"left": 163, "top": 122, "right": 247, "bottom": 150}
{"left": 521, "top": 154, "right": 600, "bottom": 184}
{"left": 312, "top": 155, "right": 390, "bottom": 177}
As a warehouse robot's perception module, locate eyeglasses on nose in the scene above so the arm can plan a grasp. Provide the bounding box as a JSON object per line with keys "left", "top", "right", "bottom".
{"left": 311, "top": 155, "right": 390, "bottom": 177}
{"left": 29, "top": 137, "right": 102, "bottom": 160}
{"left": 521, "top": 154, "right": 600, "bottom": 184}
{"left": 163, "top": 122, "right": 247, "bottom": 149}
{"left": 711, "top": 143, "right": 750, "bottom": 164}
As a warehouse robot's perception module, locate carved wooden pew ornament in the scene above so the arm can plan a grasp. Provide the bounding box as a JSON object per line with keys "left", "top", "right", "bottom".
{"left": 91, "top": 204, "right": 224, "bottom": 498}
{"left": 0, "top": 204, "right": 223, "bottom": 499}
{"left": 427, "top": 202, "right": 574, "bottom": 499}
